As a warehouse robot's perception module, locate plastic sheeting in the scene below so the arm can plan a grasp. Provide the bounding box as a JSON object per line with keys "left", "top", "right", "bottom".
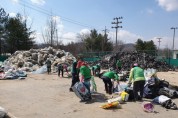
{"left": 32, "top": 65, "right": 47, "bottom": 74}
{"left": 0, "top": 106, "right": 7, "bottom": 118}
{"left": 144, "top": 68, "right": 157, "bottom": 81}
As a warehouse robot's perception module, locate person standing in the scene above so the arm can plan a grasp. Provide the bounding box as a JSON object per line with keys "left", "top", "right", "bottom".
{"left": 57, "top": 63, "right": 64, "bottom": 77}
{"left": 46, "top": 59, "right": 52, "bottom": 74}
{"left": 69, "top": 60, "right": 79, "bottom": 92}
{"left": 101, "top": 71, "right": 119, "bottom": 95}
{"left": 79, "top": 62, "right": 92, "bottom": 100}
{"left": 63, "top": 64, "right": 69, "bottom": 75}
{"left": 128, "top": 63, "right": 145, "bottom": 101}
{"left": 116, "top": 59, "right": 122, "bottom": 72}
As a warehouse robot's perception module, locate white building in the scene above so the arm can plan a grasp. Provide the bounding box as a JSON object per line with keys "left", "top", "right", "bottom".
{"left": 173, "top": 50, "right": 178, "bottom": 59}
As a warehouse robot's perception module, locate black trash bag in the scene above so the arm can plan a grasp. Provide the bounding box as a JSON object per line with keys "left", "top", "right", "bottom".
{"left": 158, "top": 87, "right": 177, "bottom": 98}
{"left": 125, "top": 87, "right": 135, "bottom": 101}
{"left": 161, "top": 99, "right": 177, "bottom": 110}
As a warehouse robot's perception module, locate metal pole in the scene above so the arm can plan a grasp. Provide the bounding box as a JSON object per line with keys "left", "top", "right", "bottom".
{"left": 157, "top": 38, "right": 161, "bottom": 50}
{"left": 116, "top": 27, "right": 118, "bottom": 45}
{"left": 157, "top": 37, "right": 161, "bottom": 58}
{"left": 111, "top": 17, "right": 123, "bottom": 49}
{"left": 171, "top": 27, "right": 178, "bottom": 58}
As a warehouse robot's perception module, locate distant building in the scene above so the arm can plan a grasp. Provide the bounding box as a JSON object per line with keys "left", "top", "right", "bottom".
{"left": 173, "top": 50, "right": 178, "bottom": 59}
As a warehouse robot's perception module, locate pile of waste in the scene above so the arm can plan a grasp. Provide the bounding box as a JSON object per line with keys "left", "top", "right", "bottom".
{"left": 100, "top": 51, "right": 172, "bottom": 71}
{"left": 2, "top": 47, "right": 76, "bottom": 72}
{"left": 0, "top": 47, "right": 76, "bottom": 79}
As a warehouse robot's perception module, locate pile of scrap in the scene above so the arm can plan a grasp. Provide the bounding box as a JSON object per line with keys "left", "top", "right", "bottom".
{"left": 100, "top": 51, "right": 172, "bottom": 71}
{"left": 2, "top": 47, "right": 75, "bottom": 72}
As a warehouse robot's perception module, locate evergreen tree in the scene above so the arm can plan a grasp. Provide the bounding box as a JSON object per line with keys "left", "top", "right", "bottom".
{"left": 82, "top": 29, "right": 113, "bottom": 52}
{"left": 135, "top": 39, "right": 157, "bottom": 55}
{"left": 5, "top": 13, "right": 35, "bottom": 54}
{"left": 0, "top": 8, "right": 8, "bottom": 55}
{"left": 135, "top": 39, "right": 144, "bottom": 50}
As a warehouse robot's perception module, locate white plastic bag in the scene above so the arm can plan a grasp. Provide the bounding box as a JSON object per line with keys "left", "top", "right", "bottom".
{"left": 0, "top": 106, "right": 7, "bottom": 118}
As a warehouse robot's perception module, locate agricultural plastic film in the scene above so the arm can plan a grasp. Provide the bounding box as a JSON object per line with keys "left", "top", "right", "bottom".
{"left": 32, "top": 65, "right": 47, "bottom": 74}
{"left": 144, "top": 68, "right": 157, "bottom": 81}
{"left": 0, "top": 106, "right": 7, "bottom": 118}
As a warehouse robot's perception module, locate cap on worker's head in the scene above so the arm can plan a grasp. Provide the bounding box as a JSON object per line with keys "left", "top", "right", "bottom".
{"left": 133, "top": 63, "right": 138, "bottom": 67}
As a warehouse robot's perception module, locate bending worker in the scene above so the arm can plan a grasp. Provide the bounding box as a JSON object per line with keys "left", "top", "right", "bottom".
{"left": 101, "top": 71, "right": 119, "bottom": 95}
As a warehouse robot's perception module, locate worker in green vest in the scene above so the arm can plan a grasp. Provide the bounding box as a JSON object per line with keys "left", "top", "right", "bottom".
{"left": 100, "top": 71, "right": 119, "bottom": 95}
{"left": 128, "top": 63, "right": 145, "bottom": 101}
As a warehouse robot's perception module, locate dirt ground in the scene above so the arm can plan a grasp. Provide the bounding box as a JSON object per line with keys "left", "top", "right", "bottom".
{"left": 0, "top": 71, "right": 178, "bottom": 118}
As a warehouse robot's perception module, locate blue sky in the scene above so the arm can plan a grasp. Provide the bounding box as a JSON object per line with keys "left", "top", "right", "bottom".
{"left": 0, "top": 0, "right": 178, "bottom": 49}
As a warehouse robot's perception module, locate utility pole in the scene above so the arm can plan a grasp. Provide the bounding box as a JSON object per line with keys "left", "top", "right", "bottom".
{"left": 171, "top": 27, "right": 178, "bottom": 51}
{"left": 111, "top": 17, "right": 123, "bottom": 46}
{"left": 157, "top": 37, "right": 162, "bottom": 58}
{"left": 102, "top": 26, "right": 109, "bottom": 52}
{"left": 171, "top": 27, "right": 178, "bottom": 59}
{"left": 157, "top": 37, "right": 162, "bottom": 50}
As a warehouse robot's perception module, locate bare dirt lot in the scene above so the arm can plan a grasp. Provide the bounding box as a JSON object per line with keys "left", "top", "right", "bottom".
{"left": 0, "top": 71, "right": 178, "bottom": 118}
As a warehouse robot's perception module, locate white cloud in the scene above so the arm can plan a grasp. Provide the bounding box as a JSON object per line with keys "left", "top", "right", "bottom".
{"left": 79, "top": 29, "right": 90, "bottom": 35}
{"left": 52, "top": 16, "right": 64, "bottom": 32}
{"left": 150, "top": 36, "right": 178, "bottom": 49}
{"left": 61, "top": 29, "right": 91, "bottom": 44}
{"left": 156, "top": 0, "right": 178, "bottom": 11}
{"left": 9, "top": 12, "right": 16, "bottom": 17}
{"left": 9, "top": 13, "right": 32, "bottom": 23}
{"left": 32, "top": 32, "right": 43, "bottom": 44}
{"left": 62, "top": 32, "right": 77, "bottom": 41}
{"left": 37, "top": 28, "right": 178, "bottom": 50}
{"left": 108, "top": 30, "right": 143, "bottom": 44}
{"left": 108, "top": 30, "right": 178, "bottom": 50}
{"left": 22, "top": 16, "right": 32, "bottom": 23}
{"left": 31, "top": 26, "right": 178, "bottom": 50}
{"left": 30, "top": 0, "right": 45, "bottom": 5}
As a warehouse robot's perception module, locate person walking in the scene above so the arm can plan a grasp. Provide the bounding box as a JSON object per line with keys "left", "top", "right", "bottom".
{"left": 57, "top": 63, "right": 64, "bottom": 77}
{"left": 69, "top": 60, "right": 79, "bottom": 92}
{"left": 79, "top": 62, "right": 92, "bottom": 100}
{"left": 128, "top": 63, "right": 145, "bottom": 101}
{"left": 100, "top": 71, "right": 119, "bottom": 95}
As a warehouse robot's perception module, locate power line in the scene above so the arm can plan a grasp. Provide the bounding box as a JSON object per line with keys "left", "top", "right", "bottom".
{"left": 18, "top": 0, "right": 95, "bottom": 29}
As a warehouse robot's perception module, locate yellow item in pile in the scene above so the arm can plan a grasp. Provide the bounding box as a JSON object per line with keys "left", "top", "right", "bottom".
{"left": 121, "top": 91, "right": 129, "bottom": 102}
{"left": 100, "top": 101, "right": 119, "bottom": 109}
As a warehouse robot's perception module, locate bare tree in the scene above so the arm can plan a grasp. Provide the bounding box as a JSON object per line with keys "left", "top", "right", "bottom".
{"left": 42, "top": 15, "right": 58, "bottom": 47}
